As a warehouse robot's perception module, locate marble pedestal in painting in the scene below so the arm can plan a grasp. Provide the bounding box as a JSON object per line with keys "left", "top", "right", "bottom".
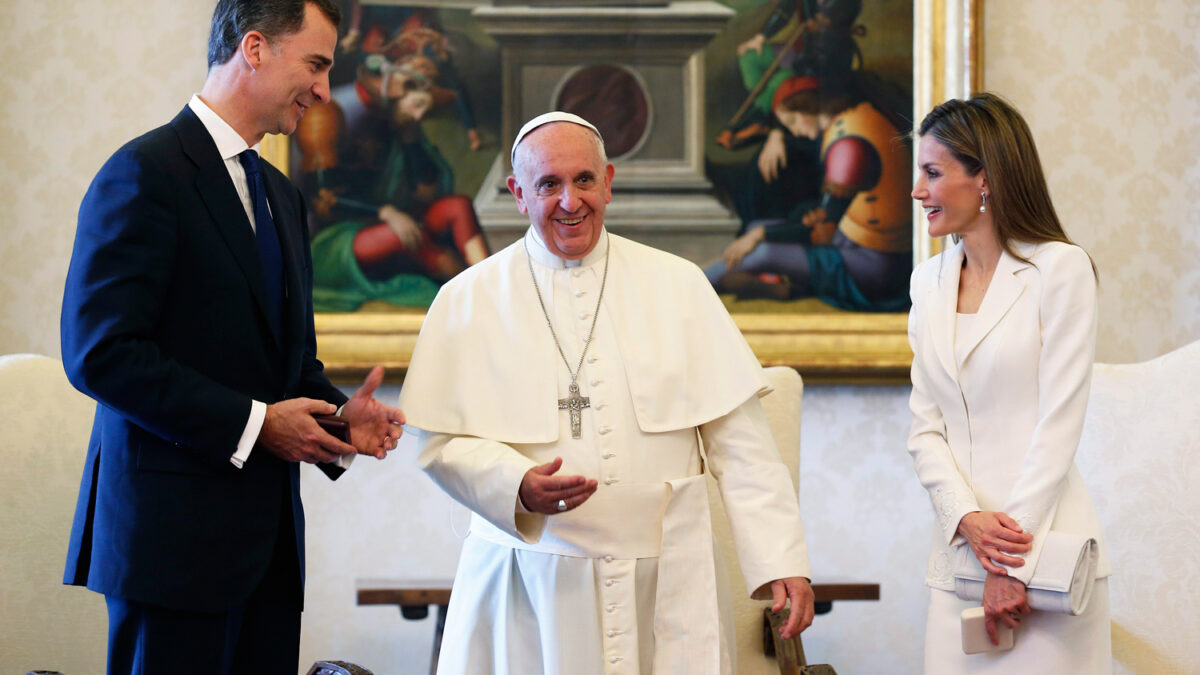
{"left": 471, "top": 2, "right": 739, "bottom": 264}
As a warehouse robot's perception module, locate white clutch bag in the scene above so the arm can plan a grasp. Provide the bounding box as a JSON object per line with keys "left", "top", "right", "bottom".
{"left": 953, "top": 532, "right": 1099, "bottom": 615}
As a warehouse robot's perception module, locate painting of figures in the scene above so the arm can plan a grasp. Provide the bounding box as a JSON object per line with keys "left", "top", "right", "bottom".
{"left": 289, "top": 1, "right": 500, "bottom": 312}
{"left": 704, "top": 0, "right": 914, "bottom": 312}
{"left": 285, "top": 0, "right": 913, "bottom": 316}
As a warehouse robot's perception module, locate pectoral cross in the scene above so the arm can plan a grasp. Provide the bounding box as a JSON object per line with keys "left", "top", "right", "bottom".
{"left": 558, "top": 381, "right": 590, "bottom": 439}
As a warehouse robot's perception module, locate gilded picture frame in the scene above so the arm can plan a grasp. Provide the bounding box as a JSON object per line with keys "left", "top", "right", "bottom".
{"left": 262, "top": 0, "right": 982, "bottom": 384}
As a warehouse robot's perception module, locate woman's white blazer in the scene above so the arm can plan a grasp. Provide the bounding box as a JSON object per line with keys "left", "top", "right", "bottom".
{"left": 907, "top": 239, "right": 1111, "bottom": 590}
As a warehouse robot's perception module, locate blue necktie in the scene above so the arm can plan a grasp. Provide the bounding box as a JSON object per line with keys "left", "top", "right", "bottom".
{"left": 238, "top": 149, "right": 284, "bottom": 339}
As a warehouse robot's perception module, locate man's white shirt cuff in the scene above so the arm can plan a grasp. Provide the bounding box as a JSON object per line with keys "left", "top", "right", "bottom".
{"left": 331, "top": 404, "right": 355, "bottom": 469}
{"left": 231, "top": 400, "right": 267, "bottom": 468}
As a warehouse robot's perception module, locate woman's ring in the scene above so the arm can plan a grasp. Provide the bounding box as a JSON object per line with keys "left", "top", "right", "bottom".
{"left": 556, "top": 499, "right": 568, "bottom": 512}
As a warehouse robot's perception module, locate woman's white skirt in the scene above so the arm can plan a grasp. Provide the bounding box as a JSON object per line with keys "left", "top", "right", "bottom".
{"left": 924, "top": 579, "right": 1111, "bottom": 674}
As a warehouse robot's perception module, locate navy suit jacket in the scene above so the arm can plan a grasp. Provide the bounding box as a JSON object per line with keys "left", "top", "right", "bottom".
{"left": 61, "top": 105, "right": 347, "bottom": 613}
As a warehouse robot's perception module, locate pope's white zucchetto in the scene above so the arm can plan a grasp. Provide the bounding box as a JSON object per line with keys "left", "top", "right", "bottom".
{"left": 510, "top": 111, "right": 604, "bottom": 164}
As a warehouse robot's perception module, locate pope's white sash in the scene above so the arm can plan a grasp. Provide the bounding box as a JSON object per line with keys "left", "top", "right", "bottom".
{"left": 471, "top": 474, "right": 721, "bottom": 675}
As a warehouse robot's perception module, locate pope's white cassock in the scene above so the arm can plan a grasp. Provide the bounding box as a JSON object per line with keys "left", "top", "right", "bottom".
{"left": 399, "top": 226, "right": 811, "bottom": 674}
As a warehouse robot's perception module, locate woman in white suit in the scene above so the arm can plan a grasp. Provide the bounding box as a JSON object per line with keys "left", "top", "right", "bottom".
{"left": 907, "top": 93, "right": 1111, "bottom": 673}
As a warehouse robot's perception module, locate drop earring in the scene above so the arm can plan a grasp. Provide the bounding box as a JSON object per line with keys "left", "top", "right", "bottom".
{"left": 979, "top": 191, "right": 987, "bottom": 213}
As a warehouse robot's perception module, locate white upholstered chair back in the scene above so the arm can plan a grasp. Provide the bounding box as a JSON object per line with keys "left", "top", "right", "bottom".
{"left": 1075, "top": 340, "right": 1200, "bottom": 674}
{"left": 707, "top": 365, "right": 803, "bottom": 674}
{"left": 0, "top": 354, "right": 107, "bottom": 672}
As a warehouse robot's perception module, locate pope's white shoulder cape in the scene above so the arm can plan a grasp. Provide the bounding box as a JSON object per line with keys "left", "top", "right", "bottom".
{"left": 399, "top": 232, "right": 768, "bottom": 443}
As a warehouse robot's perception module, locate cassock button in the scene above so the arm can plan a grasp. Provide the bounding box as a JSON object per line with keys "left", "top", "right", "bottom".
{"left": 587, "top": 355, "right": 598, "bottom": 363}
{"left": 606, "top": 604, "right": 616, "bottom": 613}
{"left": 605, "top": 579, "right": 615, "bottom": 587}
{"left": 610, "top": 657, "right": 622, "bottom": 664}
{"left": 604, "top": 555, "right": 614, "bottom": 563}
{"left": 598, "top": 426, "right": 611, "bottom": 435}
{"left": 607, "top": 630, "right": 616, "bottom": 638}
{"left": 591, "top": 379, "right": 602, "bottom": 387}
{"left": 602, "top": 453, "right": 614, "bottom": 459}
{"left": 604, "top": 478, "right": 617, "bottom": 485}
{"left": 578, "top": 312, "right": 589, "bottom": 320}
{"left": 572, "top": 269, "right": 583, "bottom": 277}
{"left": 575, "top": 289, "right": 585, "bottom": 298}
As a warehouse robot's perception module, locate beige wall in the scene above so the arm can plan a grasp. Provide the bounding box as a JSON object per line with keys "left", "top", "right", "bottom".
{"left": 0, "top": 1, "right": 211, "bottom": 357}
{"left": 983, "top": 0, "right": 1200, "bottom": 363}
{"left": 2, "top": 1, "right": 1196, "bottom": 674}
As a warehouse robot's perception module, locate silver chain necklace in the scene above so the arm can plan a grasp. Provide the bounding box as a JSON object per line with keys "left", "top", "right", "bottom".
{"left": 524, "top": 232, "right": 610, "bottom": 439}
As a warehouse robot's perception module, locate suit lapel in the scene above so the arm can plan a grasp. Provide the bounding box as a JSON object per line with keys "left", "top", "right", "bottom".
{"left": 959, "top": 244, "right": 1033, "bottom": 365}
{"left": 928, "top": 242, "right": 963, "bottom": 381}
{"left": 172, "top": 107, "right": 276, "bottom": 344}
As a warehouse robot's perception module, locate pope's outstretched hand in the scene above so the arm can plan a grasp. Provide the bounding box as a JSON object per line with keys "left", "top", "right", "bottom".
{"left": 519, "top": 457, "right": 598, "bottom": 514}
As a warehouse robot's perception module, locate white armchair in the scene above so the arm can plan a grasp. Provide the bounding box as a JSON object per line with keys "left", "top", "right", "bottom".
{"left": 0, "top": 354, "right": 107, "bottom": 672}
{"left": 1075, "top": 340, "right": 1200, "bottom": 674}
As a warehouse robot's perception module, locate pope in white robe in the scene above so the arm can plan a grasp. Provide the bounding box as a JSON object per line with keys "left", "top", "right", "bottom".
{"left": 399, "top": 112, "right": 814, "bottom": 674}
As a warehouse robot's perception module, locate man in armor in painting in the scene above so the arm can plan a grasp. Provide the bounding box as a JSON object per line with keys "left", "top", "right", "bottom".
{"left": 294, "top": 43, "right": 489, "bottom": 311}
{"left": 707, "top": 76, "right": 912, "bottom": 312}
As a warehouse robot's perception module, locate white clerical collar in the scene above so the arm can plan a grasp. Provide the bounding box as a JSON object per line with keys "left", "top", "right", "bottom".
{"left": 188, "top": 94, "right": 260, "bottom": 160}
{"left": 524, "top": 225, "right": 609, "bottom": 269}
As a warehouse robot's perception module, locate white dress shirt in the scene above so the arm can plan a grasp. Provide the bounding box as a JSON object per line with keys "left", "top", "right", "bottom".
{"left": 187, "top": 95, "right": 268, "bottom": 468}
{"left": 188, "top": 95, "right": 350, "bottom": 471}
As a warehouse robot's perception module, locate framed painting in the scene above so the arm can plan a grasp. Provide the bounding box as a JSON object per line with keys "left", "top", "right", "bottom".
{"left": 263, "top": 0, "right": 982, "bottom": 384}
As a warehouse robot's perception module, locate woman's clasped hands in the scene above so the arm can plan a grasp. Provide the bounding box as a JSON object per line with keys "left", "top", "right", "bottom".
{"left": 958, "top": 510, "right": 1032, "bottom": 573}
{"left": 959, "top": 510, "right": 1035, "bottom": 643}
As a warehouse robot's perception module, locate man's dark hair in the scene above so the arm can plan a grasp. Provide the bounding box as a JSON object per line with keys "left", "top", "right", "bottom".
{"left": 207, "top": 0, "right": 341, "bottom": 68}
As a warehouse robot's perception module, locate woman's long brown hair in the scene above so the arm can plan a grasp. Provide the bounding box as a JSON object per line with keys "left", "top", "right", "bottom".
{"left": 918, "top": 92, "right": 1097, "bottom": 278}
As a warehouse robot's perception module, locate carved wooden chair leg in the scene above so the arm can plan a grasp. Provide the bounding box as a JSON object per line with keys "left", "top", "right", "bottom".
{"left": 764, "top": 607, "right": 807, "bottom": 675}
{"left": 763, "top": 608, "right": 838, "bottom": 675}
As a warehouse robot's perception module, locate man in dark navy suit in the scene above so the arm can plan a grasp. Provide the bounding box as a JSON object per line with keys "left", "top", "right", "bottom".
{"left": 60, "top": 1, "right": 404, "bottom": 672}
